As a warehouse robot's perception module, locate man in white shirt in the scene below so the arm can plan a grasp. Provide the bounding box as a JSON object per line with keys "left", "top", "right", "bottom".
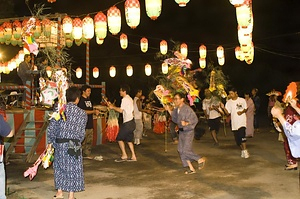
{"left": 223, "top": 88, "right": 250, "bottom": 158}
{"left": 108, "top": 85, "right": 137, "bottom": 162}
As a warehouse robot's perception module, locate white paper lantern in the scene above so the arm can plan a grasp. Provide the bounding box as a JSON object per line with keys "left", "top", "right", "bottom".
{"left": 145, "top": 64, "right": 152, "bottom": 76}
{"left": 120, "top": 33, "right": 128, "bottom": 49}
{"left": 160, "top": 40, "right": 168, "bottom": 55}
{"left": 82, "top": 16, "right": 94, "bottom": 40}
{"left": 109, "top": 66, "right": 116, "bottom": 77}
{"left": 76, "top": 67, "right": 82, "bottom": 78}
{"left": 93, "top": 67, "right": 99, "bottom": 78}
{"left": 94, "top": 12, "right": 107, "bottom": 40}
{"left": 199, "top": 58, "right": 206, "bottom": 69}
{"left": 180, "top": 43, "right": 188, "bottom": 58}
{"left": 107, "top": 6, "right": 121, "bottom": 35}
{"left": 126, "top": 65, "right": 133, "bottom": 76}
{"left": 161, "top": 62, "right": 168, "bottom": 74}
{"left": 175, "top": 0, "right": 190, "bottom": 7}
{"left": 145, "top": 0, "right": 162, "bottom": 20}
{"left": 140, "top": 37, "right": 148, "bottom": 53}
{"left": 125, "top": 0, "right": 140, "bottom": 29}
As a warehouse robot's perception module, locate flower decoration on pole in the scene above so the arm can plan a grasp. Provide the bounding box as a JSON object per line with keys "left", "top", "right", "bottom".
{"left": 126, "top": 65, "right": 133, "bottom": 77}
{"left": 93, "top": 67, "right": 99, "bottom": 78}
{"left": 94, "top": 12, "right": 107, "bottom": 40}
{"left": 76, "top": 67, "right": 82, "bottom": 78}
{"left": 109, "top": 66, "right": 116, "bottom": 77}
{"left": 140, "top": 37, "right": 148, "bottom": 53}
{"left": 107, "top": 6, "right": 121, "bottom": 35}
{"left": 120, "top": 33, "right": 128, "bottom": 49}
{"left": 82, "top": 16, "right": 94, "bottom": 40}
{"left": 145, "top": 0, "right": 162, "bottom": 20}
{"left": 160, "top": 40, "right": 168, "bottom": 55}
{"left": 125, "top": 0, "right": 140, "bottom": 29}
{"left": 22, "top": 18, "right": 39, "bottom": 55}
{"left": 175, "top": 0, "right": 190, "bottom": 7}
{"left": 145, "top": 64, "right": 152, "bottom": 76}
{"left": 72, "top": 18, "right": 83, "bottom": 40}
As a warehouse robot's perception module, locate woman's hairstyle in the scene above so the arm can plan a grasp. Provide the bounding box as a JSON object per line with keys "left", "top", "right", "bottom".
{"left": 66, "top": 87, "right": 81, "bottom": 102}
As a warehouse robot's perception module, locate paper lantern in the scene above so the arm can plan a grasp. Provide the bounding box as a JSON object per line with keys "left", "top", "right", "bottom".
{"left": 12, "top": 20, "right": 22, "bottom": 40}
{"left": 118, "top": 33, "right": 127, "bottom": 50}
{"left": 125, "top": 0, "right": 140, "bottom": 29}
{"left": 109, "top": 66, "right": 116, "bottom": 77}
{"left": 62, "top": 16, "right": 73, "bottom": 38}
{"left": 175, "top": 0, "right": 190, "bottom": 7}
{"left": 199, "top": 58, "right": 206, "bottom": 69}
{"left": 72, "top": 18, "right": 83, "bottom": 40}
{"left": 145, "top": 64, "right": 152, "bottom": 76}
{"left": 96, "top": 37, "right": 104, "bottom": 45}
{"left": 235, "top": 46, "right": 242, "bottom": 60}
{"left": 75, "top": 39, "right": 82, "bottom": 46}
{"left": 126, "top": 65, "right": 133, "bottom": 77}
{"left": 218, "top": 57, "right": 225, "bottom": 66}
{"left": 3, "top": 22, "right": 12, "bottom": 41}
{"left": 180, "top": 43, "right": 188, "bottom": 58}
{"left": 42, "top": 18, "right": 51, "bottom": 38}
{"left": 160, "top": 40, "right": 168, "bottom": 55}
{"left": 33, "top": 19, "right": 41, "bottom": 39}
{"left": 46, "top": 66, "right": 52, "bottom": 78}
{"left": 229, "top": 0, "right": 245, "bottom": 7}
{"left": 140, "top": 37, "right": 148, "bottom": 53}
{"left": 76, "top": 67, "right": 82, "bottom": 78}
{"left": 0, "top": 26, "right": 5, "bottom": 43}
{"left": 199, "top": 45, "right": 207, "bottom": 58}
{"left": 145, "top": 0, "right": 162, "bottom": 20}
{"left": 236, "top": 4, "right": 251, "bottom": 27}
{"left": 48, "top": 0, "right": 56, "bottom": 3}
{"left": 94, "top": 12, "right": 107, "bottom": 40}
{"left": 107, "top": 6, "right": 121, "bottom": 35}
{"left": 82, "top": 16, "right": 94, "bottom": 40}
{"left": 161, "top": 62, "right": 168, "bottom": 74}
{"left": 93, "top": 67, "right": 99, "bottom": 78}
{"left": 216, "top": 46, "right": 224, "bottom": 58}
{"left": 65, "top": 39, "right": 73, "bottom": 48}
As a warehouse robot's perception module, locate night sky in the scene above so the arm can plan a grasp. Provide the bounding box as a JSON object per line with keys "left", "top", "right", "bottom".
{"left": 1, "top": 0, "right": 300, "bottom": 110}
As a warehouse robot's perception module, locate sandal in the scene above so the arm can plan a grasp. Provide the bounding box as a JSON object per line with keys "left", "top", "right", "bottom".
{"left": 114, "top": 158, "right": 127, "bottom": 162}
{"left": 184, "top": 170, "right": 196, "bottom": 175}
{"left": 126, "top": 158, "right": 137, "bottom": 162}
{"left": 198, "top": 157, "right": 206, "bottom": 170}
{"left": 53, "top": 195, "right": 64, "bottom": 199}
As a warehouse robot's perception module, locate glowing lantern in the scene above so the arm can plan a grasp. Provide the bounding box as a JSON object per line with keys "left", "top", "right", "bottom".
{"left": 145, "top": 0, "right": 162, "bottom": 20}
{"left": 11, "top": 36, "right": 18, "bottom": 46}
{"left": 75, "top": 39, "right": 82, "bottom": 46}
{"left": 180, "top": 43, "right": 188, "bottom": 58}
{"left": 140, "top": 37, "right": 148, "bottom": 53}
{"left": 76, "top": 67, "right": 82, "bottom": 78}
{"left": 160, "top": 40, "right": 168, "bottom": 55}
{"left": 145, "top": 64, "right": 152, "bottom": 76}
{"left": 216, "top": 46, "right": 224, "bottom": 58}
{"left": 175, "top": 0, "right": 190, "bottom": 7}
{"left": 46, "top": 66, "right": 52, "bottom": 78}
{"left": 229, "top": 0, "right": 245, "bottom": 7}
{"left": 235, "top": 46, "right": 242, "bottom": 60}
{"left": 72, "top": 18, "right": 83, "bottom": 40}
{"left": 240, "top": 43, "right": 251, "bottom": 53}
{"left": 218, "top": 57, "right": 225, "bottom": 66}
{"left": 126, "top": 65, "right": 133, "bottom": 76}
{"left": 12, "top": 20, "right": 22, "bottom": 40}
{"left": 107, "top": 6, "right": 121, "bottom": 35}
{"left": 236, "top": 4, "right": 251, "bottom": 27}
{"left": 65, "top": 39, "right": 73, "bottom": 48}
{"left": 0, "top": 26, "right": 5, "bottom": 43}
{"left": 3, "top": 22, "right": 12, "bottom": 40}
{"left": 125, "top": 0, "right": 140, "bottom": 29}
{"left": 120, "top": 33, "right": 128, "bottom": 49}
{"left": 96, "top": 37, "right": 104, "bottom": 45}
{"left": 109, "top": 66, "right": 116, "bottom": 77}
{"left": 48, "top": 0, "right": 56, "bottom": 3}
{"left": 94, "top": 12, "right": 107, "bottom": 40}
{"left": 62, "top": 16, "right": 73, "bottom": 38}
{"left": 161, "top": 62, "right": 168, "bottom": 74}
{"left": 199, "top": 45, "right": 207, "bottom": 58}
{"left": 93, "top": 67, "right": 99, "bottom": 78}
{"left": 42, "top": 18, "right": 52, "bottom": 37}
{"left": 82, "top": 16, "right": 94, "bottom": 40}
{"left": 199, "top": 58, "right": 206, "bottom": 69}
{"left": 33, "top": 19, "right": 41, "bottom": 39}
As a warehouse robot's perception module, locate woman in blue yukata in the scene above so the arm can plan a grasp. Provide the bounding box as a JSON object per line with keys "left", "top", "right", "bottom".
{"left": 47, "top": 87, "right": 87, "bottom": 199}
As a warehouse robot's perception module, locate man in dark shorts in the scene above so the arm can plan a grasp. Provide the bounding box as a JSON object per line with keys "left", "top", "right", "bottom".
{"left": 108, "top": 85, "right": 137, "bottom": 162}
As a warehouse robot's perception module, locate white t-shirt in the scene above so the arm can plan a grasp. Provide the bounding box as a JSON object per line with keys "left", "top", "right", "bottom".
{"left": 225, "top": 97, "right": 247, "bottom": 131}
{"left": 133, "top": 96, "right": 142, "bottom": 119}
{"left": 202, "top": 97, "right": 222, "bottom": 119}
{"left": 121, "top": 95, "right": 134, "bottom": 123}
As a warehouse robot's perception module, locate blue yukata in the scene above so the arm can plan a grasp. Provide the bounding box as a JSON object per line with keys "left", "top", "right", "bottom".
{"left": 171, "top": 103, "right": 201, "bottom": 167}
{"left": 47, "top": 103, "right": 87, "bottom": 192}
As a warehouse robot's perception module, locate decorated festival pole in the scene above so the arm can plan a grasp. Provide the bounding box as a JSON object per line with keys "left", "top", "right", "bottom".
{"left": 86, "top": 40, "right": 90, "bottom": 85}
{"left": 56, "top": 15, "right": 62, "bottom": 65}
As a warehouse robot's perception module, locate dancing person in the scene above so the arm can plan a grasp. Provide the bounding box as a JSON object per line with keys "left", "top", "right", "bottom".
{"left": 267, "top": 90, "right": 281, "bottom": 131}
{"left": 133, "top": 89, "right": 144, "bottom": 145}
{"left": 244, "top": 92, "right": 255, "bottom": 138}
{"left": 0, "top": 115, "right": 14, "bottom": 199}
{"left": 78, "top": 85, "right": 100, "bottom": 159}
{"left": 222, "top": 88, "right": 250, "bottom": 158}
{"left": 47, "top": 87, "right": 87, "bottom": 199}
{"left": 108, "top": 85, "right": 137, "bottom": 162}
{"left": 165, "top": 92, "right": 206, "bottom": 175}
{"left": 17, "top": 54, "right": 32, "bottom": 108}
{"left": 202, "top": 89, "right": 224, "bottom": 146}
{"left": 251, "top": 88, "right": 260, "bottom": 132}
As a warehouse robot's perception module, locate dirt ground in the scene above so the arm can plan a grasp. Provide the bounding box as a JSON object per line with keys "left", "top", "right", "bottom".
{"left": 5, "top": 121, "right": 300, "bottom": 199}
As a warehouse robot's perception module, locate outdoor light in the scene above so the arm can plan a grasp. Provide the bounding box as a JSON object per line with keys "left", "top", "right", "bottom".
{"left": 65, "top": 39, "right": 73, "bottom": 48}
{"left": 109, "top": 66, "right": 116, "bottom": 77}
{"left": 46, "top": 66, "right": 52, "bottom": 78}
{"left": 199, "top": 45, "right": 207, "bottom": 58}
{"left": 235, "top": 46, "right": 242, "bottom": 60}
{"left": 140, "top": 37, "right": 148, "bottom": 53}
{"left": 94, "top": 12, "right": 107, "bottom": 40}
{"left": 216, "top": 46, "right": 224, "bottom": 58}
{"left": 72, "top": 18, "right": 83, "bottom": 40}
{"left": 126, "top": 65, "right": 133, "bottom": 77}
{"left": 42, "top": 18, "right": 52, "bottom": 38}
{"left": 0, "top": 27, "right": 4, "bottom": 43}
{"left": 218, "top": 57, "right": 225, "bottom": 66}
{"left": 96, "top": 37, "right": 104, "bottom": 45}
{"left": 48, "top": 0, "right": 56, "bottom": 3}
{"left": 229, "top": 0, "right": 245, "bottom": 7}
{"left": 161, "top": 62, "right": 168, "bottom": 74}
{"left": 93, "top": 67, "right": 99, "bottom": 78}
{"left": 3, "top": 22, "right": 12, "bottom": 40}
{"left": 82, "top": 16, "right": 94, "bottom": 40}
{"left": 239, "top": 52, "right": 245, "bottom": 61}
{"left": 145, "top": 0, "right": 162, "bottom": 20}
{"left": 236, "top": 4, "right": 251, "bottom": 27}
{"left": 107, "top": 6, "right": 121, "bottom": 35}
{"left": 175, "top": 0, "right": 190, "bottom": 7}
{"left": 180, "top": 43, "right": 188, "bottom": 59}
{"left": 75, "top": 39, "right": 83, "bottom": 46}
{"left": 12, "top": 20, "right": 22, "bottom": 40}
{"left": 120, "top": 33, "right": 128, "bottom": 49}
{"left": 125, "top": 0, "right": 140, "bottom": 29}
{"left": 199, "top": 58, "right": 206, "bottom": 69}
{"left": 160, "top": 40, "right": 168, "bottom": 55}
{"left": 76, "top": 67, "right": 82, "bottom": 78}
{"left": 145, "top": 64, "right": 152, "bottom": 76}
{"left": 62, "top": 16, "right": 73, "bottom": 36}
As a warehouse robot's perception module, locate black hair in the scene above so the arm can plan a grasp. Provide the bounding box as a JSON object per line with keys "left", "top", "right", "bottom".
{"left": 120, "top": 84, "right": 130, "bottom": 93}
{"left": 81, "top": 84, "right": 92, "bottom": 92}
{"left": 66, "top": 87, "right": 81, "bottom": 102}
{"left": 174, "top": 92, "right": 186, "bottom": 99}
{"left": 228, "top": 88, "right": 237, "bottom": 93}
{"left": 135, "top": 89, "right": 142, "bottom": 95}
{"left": 24, "top": 54, "right": 30, "bottom": 60}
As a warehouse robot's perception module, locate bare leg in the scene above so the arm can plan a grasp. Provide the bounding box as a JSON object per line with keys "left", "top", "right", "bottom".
{"left": 55, "top": 189, "right": 63, "bottom": 197}
{"left": 187, "top": 160, "right": 195, "bottom": 172}
{"left": 240, "top": 143, "right": 247, "bottom": 150}
{"left": 211, "top": 130, "right": 218, "bottom": 144}
{"left": 68, "top": 192, "right": 74, "bottom": 199}
{"left": 118, "top": 141, "right": 128, "bottom": 159}
{"left": 127, "top": 142, "right": 137, "bottom": 160}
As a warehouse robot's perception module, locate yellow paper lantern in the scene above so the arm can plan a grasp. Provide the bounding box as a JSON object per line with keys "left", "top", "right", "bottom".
{"left": 145, "top": 0, "right": 162, "bottom": 20}
{"left": 125, "top": 0, "right": 140, "bottom": 29}
{"left": 145, "top": 64, "right": 152, "bottom": 76}
{"left": 160, "top": 40, "right": 168, "bottom": 55}
{"left": 235, "top": 46, "right": 242, "bottom": 60}
{"left": 229, "top": 0, "right": 245, "bottom": 7}
{"left": 93, "top": 67, "right": 99, "bottom": 78}
{"left": 199, "top": 45, "right": 207, "bottom": 58}
{"left": 72, "top": 18, "right": 83, "bottom": 40}
{"left": 96, "top": 37, "right": 104, "bottom": 45}
{"left": 82, "top": 16, "right": 94, "bottom": 40}
{"left": 126, "top": 65, "right": 133, "bottom": 77}
{"left": 180, "top": 43, "right": 188, "bottom": 58}
{"left": 109, "top": 66, "right": 116, "bottom": 77}
{"left": 199, "top": 58, "right": 206, "bottom": 69}
{"left": 175, "top": 0, "right": 190, "bottom": 7}
{"left": 236, "top": 4, "right": 251, "bottom": 27}
{"left": 76, "top": 67, "right": 82, "bottom": 78}
{"left": 107, "top": 6, "right": 121, "bottom": 35}
{"left": 140, "top": 37, "right": 148, "bottom": 53}
{"left": 216, "top": 46, "right": 224, "bottom": 58}
{"left": 161, "top": 62, "right": 168, "bottom": 74}
{"left": 120, "top": 33, "right": 128, "bottom": 49}
{"left": 218, "top": 57, "right": 225, "bottom": 66}
{"left": 94, "top": 12, "right": 107, "bottom": 40}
